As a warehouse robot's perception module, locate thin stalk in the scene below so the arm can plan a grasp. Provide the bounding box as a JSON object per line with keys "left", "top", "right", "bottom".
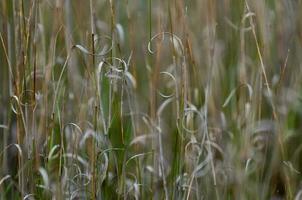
{"left": 90, "top": 0, "right": 97, "bottom": 197}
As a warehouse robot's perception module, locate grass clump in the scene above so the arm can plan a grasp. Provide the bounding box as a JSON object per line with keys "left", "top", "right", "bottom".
{"left": 1, "top": 0, "right": 302, "bottom": 199}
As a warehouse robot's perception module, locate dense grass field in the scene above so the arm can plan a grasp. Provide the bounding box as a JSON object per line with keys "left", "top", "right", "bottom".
{"left": 1, "top": 0, "right": 302, "bottom": 199}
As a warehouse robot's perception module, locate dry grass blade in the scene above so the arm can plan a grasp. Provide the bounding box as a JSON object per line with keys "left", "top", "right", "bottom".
{"left": 222, "top": 83, "right": 253, "bottom": 108}
{"left": 38, "top": 168, "right": 50, "bottom": 190}
{"left": 0, "top": 175, "right": 11, "bottom": 186}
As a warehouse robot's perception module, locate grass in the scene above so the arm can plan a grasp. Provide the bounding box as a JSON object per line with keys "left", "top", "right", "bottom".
{"left": 1, "top": 0, "right": 302, "bottom": 199}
